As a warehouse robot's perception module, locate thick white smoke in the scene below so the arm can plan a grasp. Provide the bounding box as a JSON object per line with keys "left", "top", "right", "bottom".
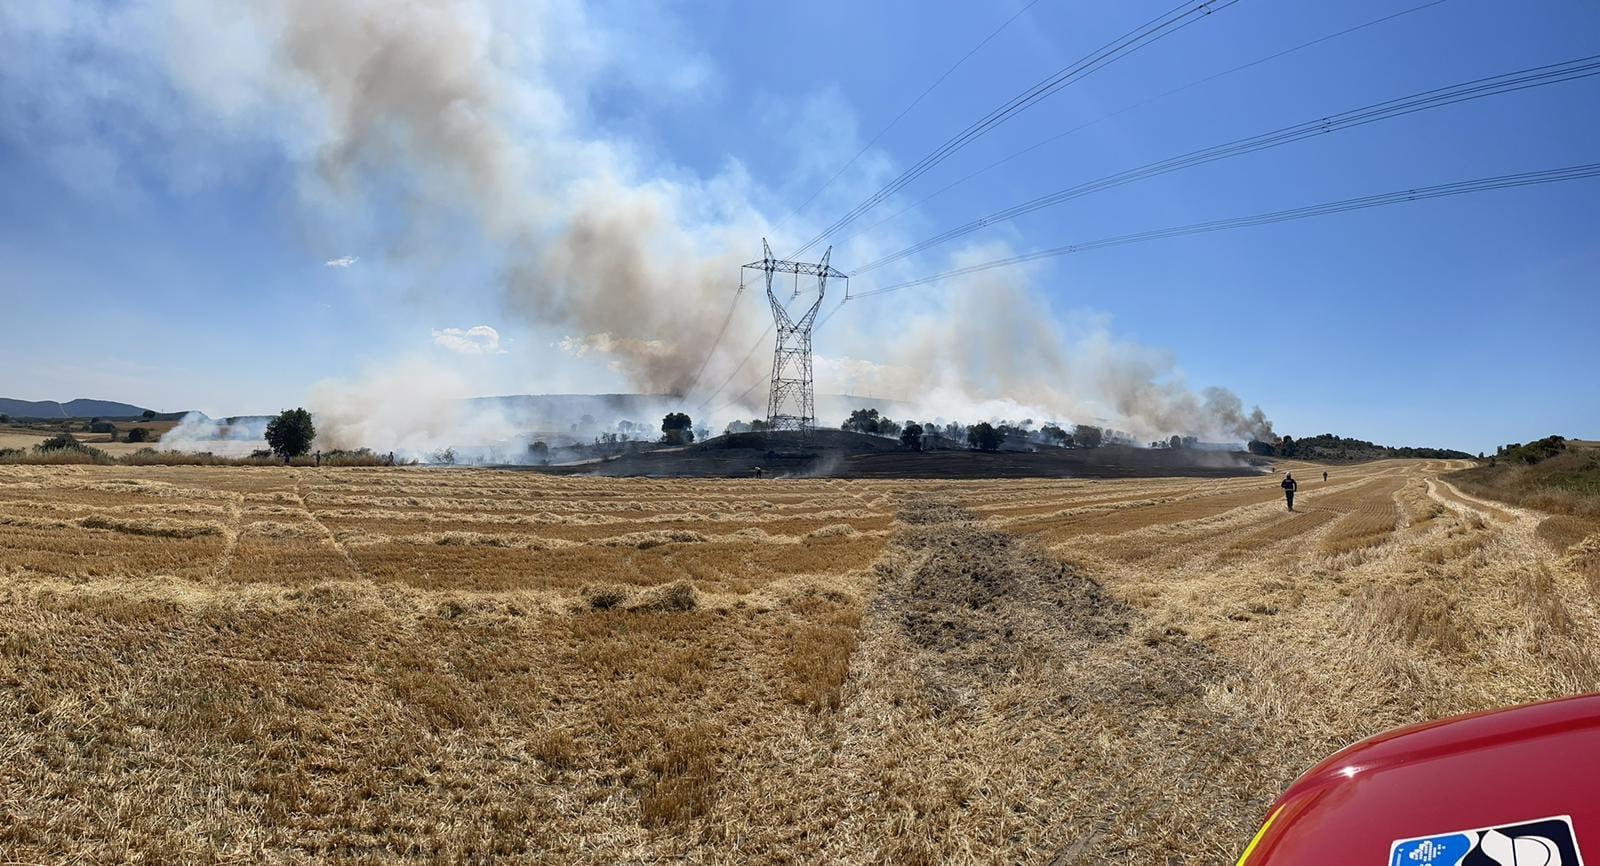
{"left": 158, "top": 412, "right": 269, "bottom": 456}
{"left": 830, "top": 263, "right": 1275, "bottom": 442}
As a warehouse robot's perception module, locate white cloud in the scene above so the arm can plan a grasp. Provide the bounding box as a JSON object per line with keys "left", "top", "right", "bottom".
{"left": 324, "top": 255, "right": 358, "bottom": 268}
{"left": 432, "top": 324, "right": 506, "bottom": 355}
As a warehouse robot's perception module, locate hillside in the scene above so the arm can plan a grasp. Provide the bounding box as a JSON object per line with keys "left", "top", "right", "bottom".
{"left": 1448, "top": 437, "right": 1599, "bottom": 517}
{"left": 0, "top": 397, "right": 161, "bottom": 418}
{"left": 1249, "top": 433, "right": 1472, "bottom": 462}
{"left": 526, "top": 429, "right": 1264, "bottom": 479}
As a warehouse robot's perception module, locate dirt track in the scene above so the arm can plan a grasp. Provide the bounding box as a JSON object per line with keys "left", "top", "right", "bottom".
{"left": 1, "top": 460, "right": 1596, "bottom": 863}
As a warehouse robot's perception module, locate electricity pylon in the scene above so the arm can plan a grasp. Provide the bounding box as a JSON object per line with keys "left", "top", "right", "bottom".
{"left": 740, "top": 239, "right": 848, "bottom": 438}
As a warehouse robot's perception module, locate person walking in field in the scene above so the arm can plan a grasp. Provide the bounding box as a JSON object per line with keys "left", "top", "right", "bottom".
{"left": 1323, "top": 470, "right": 1328, "bottom": 482}
{"left": 1282, "top": 472, "right": 1298, "bottom": 511}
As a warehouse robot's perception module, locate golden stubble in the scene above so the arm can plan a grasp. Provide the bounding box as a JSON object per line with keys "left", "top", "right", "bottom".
{"left": 0, "top": 459, "right": 1595, "bottom": 863}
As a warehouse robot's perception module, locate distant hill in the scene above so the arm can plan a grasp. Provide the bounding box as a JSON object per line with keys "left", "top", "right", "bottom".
{"left": 0, "top": 397, "right": 167, "bottom": 419}
{"left": 1249, "top": 433, "right": 1472, "bottom": 462}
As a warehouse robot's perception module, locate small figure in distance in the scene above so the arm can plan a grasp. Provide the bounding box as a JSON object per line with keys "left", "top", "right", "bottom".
{"left": 1323, "top": 470, "right": 1328, "bottom": 483}
{"left": 1282, "top": 472, "right": 1298, "bottom": 511}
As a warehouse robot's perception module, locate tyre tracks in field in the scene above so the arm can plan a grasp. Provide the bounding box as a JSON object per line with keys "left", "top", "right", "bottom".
{"left": 292, "top": 478, "right": 369, "bottom": 582}
{"left": 820, "top": 459, "right": 1599, "bottom": 861}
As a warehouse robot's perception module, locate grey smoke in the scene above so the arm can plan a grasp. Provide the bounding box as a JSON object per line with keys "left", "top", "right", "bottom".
{"left": 158, "top": 412, "right": 269, "bottom": 456}
{"left": 21, "top": 0, "right": 1275, "bottom": 445}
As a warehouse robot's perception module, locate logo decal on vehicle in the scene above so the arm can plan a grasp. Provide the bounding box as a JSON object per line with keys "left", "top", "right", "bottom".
{"left": 1390, "top": 815, "right": 1584, "bottom": 866}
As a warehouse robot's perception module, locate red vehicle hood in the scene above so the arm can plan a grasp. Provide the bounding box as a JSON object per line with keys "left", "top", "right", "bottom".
{"left": 1239, "top": 693, "right": 1600, "bottom": 865}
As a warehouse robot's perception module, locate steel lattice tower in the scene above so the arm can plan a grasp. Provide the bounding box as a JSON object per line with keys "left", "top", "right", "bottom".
{"left": 741, "top": 239, "right": 847, "bottom": 438}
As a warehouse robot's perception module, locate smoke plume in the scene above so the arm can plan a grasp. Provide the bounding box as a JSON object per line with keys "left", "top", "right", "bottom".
{"left": 10, "top": 0, "right": 1275, "bottom": 445}
{"left": 158, "top": 412, "right": 269, "bottom": 456}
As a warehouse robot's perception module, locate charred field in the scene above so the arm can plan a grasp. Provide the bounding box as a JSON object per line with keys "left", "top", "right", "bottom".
{"left": 2, "top": 458, "right": 1598, "bottom": 863}
{"left": 519, "top": 429, "right": 1269, "bottom": 480}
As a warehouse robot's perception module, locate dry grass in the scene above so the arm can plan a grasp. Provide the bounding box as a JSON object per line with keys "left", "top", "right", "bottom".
{"left": 1, "top": 458, "right": 1596, "bottom": 863}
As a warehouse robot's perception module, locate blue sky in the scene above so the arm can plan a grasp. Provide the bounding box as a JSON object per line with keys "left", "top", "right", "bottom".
{"left": 1, "top": 0, "right": 1596, "bottom": 453}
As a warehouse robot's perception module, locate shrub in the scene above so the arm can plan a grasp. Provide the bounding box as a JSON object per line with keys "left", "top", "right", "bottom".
{"left": 15, "top": 439, "right": 115, "bottom": 465}
{"left": 39, "top": 433, "right": 83, "bottom": 451}
{"left": 1500, "top": 435, "right": 1567, "bottom": 465}
{"left": 125, "top": 427, "right": 152, "bottom": 443}
{"left": 321, "top": 448, "right": 389, "bottom": 467}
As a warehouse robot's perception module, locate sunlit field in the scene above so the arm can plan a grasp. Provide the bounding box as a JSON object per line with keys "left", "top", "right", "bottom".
{"left": 2, "top": 461, "right": 1597, "bottom": 863}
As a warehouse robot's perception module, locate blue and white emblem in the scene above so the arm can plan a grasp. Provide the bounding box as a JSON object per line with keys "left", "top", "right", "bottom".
{"left": 1389, "top": 815, "right": 1584, "bottom": 866}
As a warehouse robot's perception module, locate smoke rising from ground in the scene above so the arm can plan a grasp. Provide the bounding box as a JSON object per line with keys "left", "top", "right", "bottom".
{"left": 834, "top": 269, "right": 1276, "bottom": 442}
{"left": 20, "top": 0, "right": 1275, "bottom": 446}
{"left": 247, "top": 0, "right": 767, "bottom": 398}
{"left": 158, "top": 412, "right": 269, "bottom": 456}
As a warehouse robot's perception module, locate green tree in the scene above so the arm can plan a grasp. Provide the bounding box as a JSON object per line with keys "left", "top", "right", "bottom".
{"left": 528, "top": 440, "right": 549, "bottom": 464}
{"left": 141, "top": 409, "right": 157, "bottom": 421}
{"left": 842, "top": 408, "right": 882, "bottom": 435}
{"left": 661, "top": 412, "right": 694, "bottom": 445}
{"left": 125, "top": 427, "right": 152, "bottom": 443}
{"left": 967, "top": 422, "right": 1005, "bottom": 452}
{"left": 1072, "top": 424, "right": 1104, "bottom": 449}
{"left": 900, "top": 422, "right": 924, "bottom": 451}
{"left": 265, "top": 408, "right": 316, "bottom": 459}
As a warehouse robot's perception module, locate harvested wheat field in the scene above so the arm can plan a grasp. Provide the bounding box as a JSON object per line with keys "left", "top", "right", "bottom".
{"left": 2, "top": 460, "right": 1598, "bottom": 863}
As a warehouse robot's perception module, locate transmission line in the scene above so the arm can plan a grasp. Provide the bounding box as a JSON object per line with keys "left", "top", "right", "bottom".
{"left": 789, "top": 0, "right": 1241, "bottom": 258}
{"left": 797, "top": 160, "right": 1600, "bottom": 400}
{"left": 702, "top": 0, "right": 1240, "bottom": 412}
{"left": 845, "top": 0, "right": 1456, "bottom": 243}
{"left": 682, "top": 2, "right": 1041, "bottom": 403}
{"left": 694, "top": 325, "right": 772, "bottom": 415}
{"left": 854, "top": 54, "right": 1600, "bottom": 274}
{"left": 771, "top": 0, "right": 1044, "bottom": 235}
{"left": 848, "top": 163, "right": 1600, "bottom": 298}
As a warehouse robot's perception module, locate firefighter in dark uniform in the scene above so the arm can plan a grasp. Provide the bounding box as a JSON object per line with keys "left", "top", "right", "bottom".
{"left": 1282, "top": 472, "right": 1298, "bottom": 511}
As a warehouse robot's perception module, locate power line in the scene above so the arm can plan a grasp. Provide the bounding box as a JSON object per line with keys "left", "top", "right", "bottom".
{"left": 704, "top": 1, "right": 1240, "bottom": 414}
{"left": 848, "top": 162, "right": 1600, "bottom": 298}
{"left": 771, "top": 0, "right": 1044, "bottom": 235}
{"left": 694, "top": 325, "right": 771, "bottom": 415}
{"left": 677, "top": 279, "right": 745, "bottom": 402}
{"left": 854, "top": 54, "right": 1600, "bottom": 274}
{"left": 789, "top": 0, "right": 1242, "bottom": 258}
{"left": 844, "top": 0, "right": 1457, "bottom": 243}
{"left": 686, "top": 3, "right": 1043, "bottom": 405}
{"left": 714, "top": 377, "right": 770, "bottom": 419}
